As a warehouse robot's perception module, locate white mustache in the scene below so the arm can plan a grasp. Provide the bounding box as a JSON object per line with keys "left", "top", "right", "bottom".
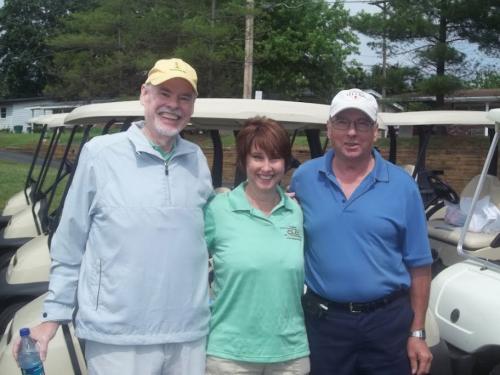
{"left": 157, "top": 107, "right": 181, "bottom": 118}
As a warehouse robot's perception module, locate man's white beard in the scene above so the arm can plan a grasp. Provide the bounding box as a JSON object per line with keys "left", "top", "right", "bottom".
{"left": 154, "top": 120, "right": 181, "bottom": 137}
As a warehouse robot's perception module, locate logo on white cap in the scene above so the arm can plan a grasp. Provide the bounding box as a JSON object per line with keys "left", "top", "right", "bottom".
{"left": 329, "top": 89, "right": 378, "bottom": 122}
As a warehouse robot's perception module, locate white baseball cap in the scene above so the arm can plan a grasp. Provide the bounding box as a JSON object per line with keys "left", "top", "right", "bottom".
{"left": 329, "top": 89, "right": 378, "bottom": 122}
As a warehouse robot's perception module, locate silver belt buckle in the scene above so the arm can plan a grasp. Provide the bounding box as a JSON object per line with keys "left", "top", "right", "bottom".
{"left": 349, "top": 302, "right": 362, "bottom": 313}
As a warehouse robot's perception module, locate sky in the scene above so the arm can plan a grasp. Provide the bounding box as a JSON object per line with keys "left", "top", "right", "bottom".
{"left": 341, "top": 0, "right": 499, "bottom": 72}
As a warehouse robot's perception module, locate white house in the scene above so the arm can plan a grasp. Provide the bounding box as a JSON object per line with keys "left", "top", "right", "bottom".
{"left": 0, "top": 98, "right": 75, "bottom": 133}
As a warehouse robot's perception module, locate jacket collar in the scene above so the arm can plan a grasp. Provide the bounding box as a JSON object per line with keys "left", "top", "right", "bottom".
{"left": 127, "top": 121, "right": 198, "bottom": 160}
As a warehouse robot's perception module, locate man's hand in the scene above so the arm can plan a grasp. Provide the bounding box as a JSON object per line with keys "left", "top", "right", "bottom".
{"left": 12, "top": 321, "right": 60, "bottom": 364}
{"left": 407, "top": 337, "right": 433, "bottom": 375}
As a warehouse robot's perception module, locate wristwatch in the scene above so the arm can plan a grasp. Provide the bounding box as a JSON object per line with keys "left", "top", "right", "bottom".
{"left": 409, "top": 329, "right": 426, "bottom": 340}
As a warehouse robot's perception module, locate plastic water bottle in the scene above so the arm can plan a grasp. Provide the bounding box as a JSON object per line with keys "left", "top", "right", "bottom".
{"left": 18, "top": 327, "right": 45, "bottom": 375}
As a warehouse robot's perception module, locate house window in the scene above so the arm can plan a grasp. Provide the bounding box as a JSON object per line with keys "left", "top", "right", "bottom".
{"left": 0, "top": 107, "right": 6, "bottom": 118}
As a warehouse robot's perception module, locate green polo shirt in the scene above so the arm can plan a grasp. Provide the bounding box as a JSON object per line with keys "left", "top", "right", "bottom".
{"left": 204, "top": 182, "right": 309, "bottom": 363}
{"left": 151, "top": 141, "right": 175, "bottom": 162}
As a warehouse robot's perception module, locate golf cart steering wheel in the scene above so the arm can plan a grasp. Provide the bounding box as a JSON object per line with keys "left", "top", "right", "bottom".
{"left": 427, "top": 174, "right": 460, "bottom": 205}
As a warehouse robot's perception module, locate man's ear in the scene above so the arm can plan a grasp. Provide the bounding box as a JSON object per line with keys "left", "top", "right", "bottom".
{"left": 372, "top": 123, "right": 379, "bottom": 142}
{"left": 139, "top": 84, "right": 148, "bottom": 105}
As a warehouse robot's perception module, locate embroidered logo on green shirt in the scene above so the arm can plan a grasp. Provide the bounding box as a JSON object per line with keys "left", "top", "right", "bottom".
{"left": 283, "top": 226, "right": 302, "bottom": 241}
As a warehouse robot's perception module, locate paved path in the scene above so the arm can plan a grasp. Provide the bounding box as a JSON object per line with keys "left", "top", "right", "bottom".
{"left": 0, "top": 150, "right": 37, "bottom": 164}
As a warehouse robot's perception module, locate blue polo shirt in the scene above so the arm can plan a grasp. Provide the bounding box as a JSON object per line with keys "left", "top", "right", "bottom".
{"left": 290, "top": 149, "right": 432, "bottom": 302}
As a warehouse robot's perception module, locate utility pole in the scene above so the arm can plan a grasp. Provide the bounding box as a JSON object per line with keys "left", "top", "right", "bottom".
{"left": 208, "top": 0, "right": 216, "bottom": 97}
{"left": 370, "top": 0, "right": 388, "bottom": 109}
{"left": 243, "top": 0, "right": 254, "bottom": 99}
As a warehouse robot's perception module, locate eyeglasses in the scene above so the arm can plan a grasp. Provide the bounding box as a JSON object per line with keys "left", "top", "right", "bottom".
{"left": 330, "top": 117, "right": 374, "bottom": 132}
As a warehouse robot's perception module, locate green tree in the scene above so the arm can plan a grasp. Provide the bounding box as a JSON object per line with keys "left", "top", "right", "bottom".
{"left": 45, "top": 0, "right": 161, "bottom": 100}
{"left": 468, "top": 69, "right": 500, "bottom": 89}
{"left": 0, "top": 0, "right": 94, "bottom": 98}
{"left": 344, "top": 64, "right": 370, "bottom": 89}
{"left": 46, "top": 0, "right": 245, "bottom": 99}
{"left": 368, "top": 64, "right": 422, "bottom": 95}
{"left": 173, "top": 0, "right": 246, "bottom": 98}
{"left": 45, "top": 0, "right": 358, "bottom": 101}
{"left": 253, "top": 0, "right": 358, "bottom": 101}
{"left": 351, "top": 0, "right": 499, "bottom": 106}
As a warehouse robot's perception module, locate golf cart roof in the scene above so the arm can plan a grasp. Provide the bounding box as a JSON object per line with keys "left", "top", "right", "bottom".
{"left": 487, "top": 108, "right": 500, "bottom": 123}
{"left": 378, "top": 110, "right": 495, "bottom": 127}
{"left": 64, "top": 100, "right": 143, "bottom": 125}
{"left": 28, "top": 113, "right": 70, "bottom": 128}
{"left": 191, "top": 98, "right": 329, "bottom": 130}
{"left": 64, "top": 98, "right": 330, "bottom": 130}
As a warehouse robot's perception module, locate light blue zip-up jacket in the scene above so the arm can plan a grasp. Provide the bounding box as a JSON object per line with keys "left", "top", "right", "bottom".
{"left": 43, "top": 122, "right": 213, "bottom": 345}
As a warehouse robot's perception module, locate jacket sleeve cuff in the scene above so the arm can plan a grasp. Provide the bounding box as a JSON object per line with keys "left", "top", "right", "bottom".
{"left": 41, "top": 301, "right": 74, "bottom": 323}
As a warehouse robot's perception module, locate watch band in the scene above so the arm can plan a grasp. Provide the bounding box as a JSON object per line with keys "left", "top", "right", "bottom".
{"left": 409, "top": 329, "right": 426, "bottom": 340}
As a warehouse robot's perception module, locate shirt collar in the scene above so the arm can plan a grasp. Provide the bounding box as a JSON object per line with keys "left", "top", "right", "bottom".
{"left": 228, "top": 182, "right": 294, "bottom": 213}
{"left": 320, "top": 148, "right": 389, "bottom": 182}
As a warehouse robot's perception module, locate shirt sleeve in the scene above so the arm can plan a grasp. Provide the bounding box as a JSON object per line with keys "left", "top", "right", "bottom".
{"left": 290, "top": 172, "right": 298, "bottom": 194}
{"left": 204, "top": 201, "right": 216, "bottom": 256}
{"left": 402, "top": 182, "right": 433, "bottom": 268}
{"left": 42, "top": 143, "right": 98, "bottom": 322}
{"left": 197, "top": 148, "right": 215, "bottom": 201}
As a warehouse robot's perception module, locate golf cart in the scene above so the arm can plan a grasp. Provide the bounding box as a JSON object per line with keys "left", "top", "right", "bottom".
{"left": 0, "top": 114, "right": 81, "bottom": 266}
{"left": 61, "top": 98, "right": 330, "bottom": 187}
{"left": 378, "top": 110, "right": 495, "bottom": 218}
{"left": 428, "top": 108, "right": 500, "bottom": 375}
{"left": 0, "top": 114, "right": 80, "bottom": 240}
{"left": 380, "top": 111, "right": 498, "bottom": 269}
{"left": 0, "top": 107, "right": 135, "bottom": 333}
{"left": 0, "top": 114, "right": 69, "bottom": 227}
{"left": 0, "top": 293, "right": 87, "bottom": 375}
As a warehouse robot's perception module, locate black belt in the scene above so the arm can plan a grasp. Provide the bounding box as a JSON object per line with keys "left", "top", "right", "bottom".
{"left": 305, "top": 288, "right": 408, "bottom": 314}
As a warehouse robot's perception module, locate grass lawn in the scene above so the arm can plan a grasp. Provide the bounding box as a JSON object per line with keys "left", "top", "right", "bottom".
{"left": 0, "top": 160, "right": 30, "bottom": 211}
{"left": 0, "top": 160, "right": 64, "bottom": 213}
{"left": 0, "top": 127, "right": 112, "bottom": 153}
{"left": 0, "top": 132, "right": 40, "bottom": 150}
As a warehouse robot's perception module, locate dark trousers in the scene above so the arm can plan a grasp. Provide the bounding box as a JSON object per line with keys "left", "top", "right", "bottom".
{"left": 304, "top": 292, "right": 413, "bottom": 375}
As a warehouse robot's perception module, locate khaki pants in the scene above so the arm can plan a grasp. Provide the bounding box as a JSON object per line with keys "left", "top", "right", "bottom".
{"left": 85, "top": 337, "right": 206, "bottom": 375}
{"left": 206, "top": 355, "right": 310, "bottom": 375}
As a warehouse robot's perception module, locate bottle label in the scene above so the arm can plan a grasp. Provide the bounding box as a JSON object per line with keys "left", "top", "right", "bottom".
{"left": 21, "top": 362, "right": 45, "bottom": 375}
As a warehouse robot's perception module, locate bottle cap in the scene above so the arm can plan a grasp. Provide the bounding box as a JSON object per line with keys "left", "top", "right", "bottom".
{"left": 19, "top": 327, "right": 30, "bottom": 337}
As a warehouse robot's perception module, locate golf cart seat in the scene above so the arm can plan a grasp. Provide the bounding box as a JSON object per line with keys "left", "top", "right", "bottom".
{"left": 428, "top": 174, "right": 500, "bottom": 266}
{"left": 402, "top": 164, "right": 415, "bottom": 176}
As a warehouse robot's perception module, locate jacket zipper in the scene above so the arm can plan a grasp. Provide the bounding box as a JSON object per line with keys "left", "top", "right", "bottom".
{"left": 164, "top": 159, "right": 171, "bottom": 204}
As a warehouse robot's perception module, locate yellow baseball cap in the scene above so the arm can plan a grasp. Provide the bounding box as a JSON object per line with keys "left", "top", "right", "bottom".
{"left": 145, "top": 58, "right": 198, "bottom": 94}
